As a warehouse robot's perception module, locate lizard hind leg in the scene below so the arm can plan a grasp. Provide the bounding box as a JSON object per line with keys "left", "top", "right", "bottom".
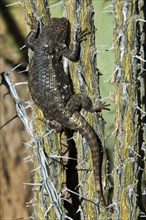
{"left": 66, "top": 93, "right": 93, "bottom": 113}
{"left": 66, "top": 93, "right": 109, "bottom": 113}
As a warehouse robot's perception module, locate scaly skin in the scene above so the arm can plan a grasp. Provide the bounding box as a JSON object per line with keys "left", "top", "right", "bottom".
{"left": 26, "top": 17, "right": 108, "bottom": 207}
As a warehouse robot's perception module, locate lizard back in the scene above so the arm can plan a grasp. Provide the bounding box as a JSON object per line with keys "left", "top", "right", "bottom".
{"left": 26, "top": 17, "right": 107, "bottom": 207}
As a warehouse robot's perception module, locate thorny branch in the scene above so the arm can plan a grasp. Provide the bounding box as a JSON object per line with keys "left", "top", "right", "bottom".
{"left": 0, "top": 72, "right": 73, "bottom": 220}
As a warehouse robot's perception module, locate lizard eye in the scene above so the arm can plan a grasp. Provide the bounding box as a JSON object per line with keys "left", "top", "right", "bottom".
{"left": 56, "top": 23, "right": 65, "bottom": 30}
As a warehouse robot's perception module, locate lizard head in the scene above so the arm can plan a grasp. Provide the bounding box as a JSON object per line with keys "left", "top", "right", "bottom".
{"left": 49, "top": 17, "right": 69, "bottom": 43}
{"left": 37, "top": 18, "right": 69, "bottom": 54}
{"left": 41, "top": 17, "right": 70, "bottom": 54}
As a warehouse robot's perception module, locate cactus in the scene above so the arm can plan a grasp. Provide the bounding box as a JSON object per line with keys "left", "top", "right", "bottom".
{"left": 1, "top": 0, "right": 145, "bottom": 219}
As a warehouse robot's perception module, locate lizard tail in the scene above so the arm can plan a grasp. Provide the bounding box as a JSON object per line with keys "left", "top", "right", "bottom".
{"left": 69, "top": 113, "right": 106, "bottom": 206}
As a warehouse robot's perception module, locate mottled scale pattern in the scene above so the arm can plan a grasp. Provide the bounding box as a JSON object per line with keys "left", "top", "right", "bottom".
{"left": 25, "top": 17, "right": 106, "bottom": 206}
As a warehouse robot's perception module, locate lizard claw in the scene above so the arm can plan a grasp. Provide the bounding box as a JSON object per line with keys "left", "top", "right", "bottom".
{"left": 76, "top": 29, "right": 91, "bottom": 43}
{"left": 28, "top": 14, "right": 38, "bottom": 29}
{"left": 100, "top": 102, "right": 110, "bottom": 111}
{"left": 92, "top": 101, "right": 110, "bottom": 112}
{"left": 97, "top": 102, "right": 110, "bottom": 111}
{"left": 76, "top": 26, "right": 97, "bottom": 43}
{"left": 28, "top": 14, "right": 43, "bottom": 31}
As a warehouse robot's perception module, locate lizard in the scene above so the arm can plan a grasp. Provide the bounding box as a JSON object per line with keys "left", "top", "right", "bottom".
{"left": 25, "top": 17, "right": 109, "bottom": 207}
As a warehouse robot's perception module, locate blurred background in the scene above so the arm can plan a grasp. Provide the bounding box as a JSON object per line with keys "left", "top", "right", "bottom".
{"left": 0, "top": 0, "right": 33, "bottom": 218}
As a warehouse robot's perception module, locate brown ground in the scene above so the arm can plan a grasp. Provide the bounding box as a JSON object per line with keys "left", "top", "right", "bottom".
{"left": 0, "top": 58, "right": 34, "bottom": 219}
{"left": 0, "top": 2, "right": 34, "bottom": 216}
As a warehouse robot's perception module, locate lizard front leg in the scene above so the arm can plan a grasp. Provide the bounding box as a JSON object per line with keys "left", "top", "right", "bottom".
{"left": 25, "top": 16, "right": 41, "bottom": 50}
{"left": 61, "top": 30, "right": 89, "bottom": 61}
